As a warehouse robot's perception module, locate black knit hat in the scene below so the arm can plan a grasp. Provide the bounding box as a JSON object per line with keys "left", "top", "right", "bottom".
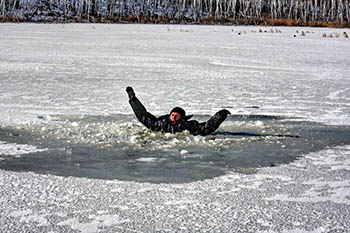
{"left": 170, "top": 107, "right": 186, "bottom": 118}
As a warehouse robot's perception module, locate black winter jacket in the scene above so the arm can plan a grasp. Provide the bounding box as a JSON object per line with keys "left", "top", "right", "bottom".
{"left": 129, "top": 97, "right": 230, "bottom": 136}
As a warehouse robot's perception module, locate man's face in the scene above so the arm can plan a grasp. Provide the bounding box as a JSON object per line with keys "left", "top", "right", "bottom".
{"left": 170, "top": 112, "right": 182, "bottom": 123}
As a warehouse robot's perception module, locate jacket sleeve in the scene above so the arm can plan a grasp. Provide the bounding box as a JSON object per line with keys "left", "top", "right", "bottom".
{"left": 186, "top": 109, "right": 230, "bottom": 136}
{"left": 129, "top": 97, "right": 161, "bottom": 131}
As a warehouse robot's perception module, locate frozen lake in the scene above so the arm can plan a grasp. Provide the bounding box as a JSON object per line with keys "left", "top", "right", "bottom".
{"left": 1, "top": 24, "right": 350, "bottom": 232}
{"left": 1, "top": 24, "right": 349, "bottom": 125}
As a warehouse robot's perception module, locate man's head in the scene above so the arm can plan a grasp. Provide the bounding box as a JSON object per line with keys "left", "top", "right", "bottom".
{"left": 170, "top": 107, "right": 186, "bottom": 124}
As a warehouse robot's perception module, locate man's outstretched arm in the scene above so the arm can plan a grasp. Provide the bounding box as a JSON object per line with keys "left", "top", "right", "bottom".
{"left": 189, "top": 109, "right": 231, "bottom": 136}
{"left": 126, "top": 87, "right": 159, "bottom": 130}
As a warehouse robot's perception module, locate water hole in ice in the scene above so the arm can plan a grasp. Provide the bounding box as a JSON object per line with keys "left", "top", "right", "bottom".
{"left": 0, "top": 114, "right": 350, "bottom": 183}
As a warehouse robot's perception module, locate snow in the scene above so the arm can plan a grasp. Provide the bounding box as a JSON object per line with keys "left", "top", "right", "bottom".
{"left": 0, "top": 23, "right": 350, "bottom": 232}
{"left": 0, "top": 140, "right": 47, "bottom": 158}
{"left": 57, "top": 215, "right": 130, "bottom": 233}
{"left": 180, "top": 149, "right": 189, "bottom": 155}
{"left": 1, "top": 24, "right": 350, "bottom": 125}
{"left": 135, "top": 157, "right": 160, "bottom": 162}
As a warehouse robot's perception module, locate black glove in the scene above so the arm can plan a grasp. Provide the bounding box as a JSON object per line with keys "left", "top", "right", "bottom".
{"left": 126, "top": 86, "right": 135, "bottom": 100}
{"left": 218, "top": 109, "right": 231, "bottom": 117}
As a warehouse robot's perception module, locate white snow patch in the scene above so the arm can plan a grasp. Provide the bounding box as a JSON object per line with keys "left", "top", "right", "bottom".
{"left": 58, "top": 215, "right": 130, "bottom": 233}
{"left": 326, "top": 89, "right": 349, "bottom": 100}
{"left": 180, "top": 149, "right": 188, "bottom": 155}
{"left": 280, "top": 226, "right": 330, "bottom": 233}
{"left": 10, "top": 209, "right": 33, "bottom": 218}
{"left": 254, "top": 174, "right": 293, "bottom": 182}
{"left": 265, "top": 146, "right": 350, "bottom": 205}
{"left": 304, "top": 146, "right": 350, "bottom": 171}
{"left": 0, "top": 141, "right": 47, "bottom": 157}
{"left": 135, "top": 157, "right": 159, "bottom": 163}
{"left": 10, "top": 209, "right": 49, "bottom": 226}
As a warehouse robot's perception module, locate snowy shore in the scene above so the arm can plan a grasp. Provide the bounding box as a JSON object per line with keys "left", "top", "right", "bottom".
{"left": 0, "top": 24, "right": 350, "bottom": 232}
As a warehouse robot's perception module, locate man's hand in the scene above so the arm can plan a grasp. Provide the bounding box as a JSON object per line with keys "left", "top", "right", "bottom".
{"left": 126, "top": 86, "right": 135, "bottom": 100}
{"left": 218, "top": 109, "right": 231, "bottom": 118}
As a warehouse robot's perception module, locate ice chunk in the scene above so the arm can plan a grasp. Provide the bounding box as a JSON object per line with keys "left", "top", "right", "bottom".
{"left": 129, "top": 136, "right": 138, "bottom": 144}
{"left": 136, "top": 157, "right": 158, "bottom": 162}
{"left": 180, "top": 149, "right": 189, "bottom": 155}
{"left": 0, "top": 141, "right": 47, "bottom": 157}
{"left": 255, "top": 121, "right": 264, "bottom": 127}
{"left": 71, "top": 122, "right": 79, "bottom": 127}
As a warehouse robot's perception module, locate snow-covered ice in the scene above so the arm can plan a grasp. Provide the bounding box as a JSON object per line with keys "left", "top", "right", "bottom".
{"left": 0, "top": 140, "right": 47, "bottom": 158}
{"left": 0, "top": 24, "right": 350, "bottom": 232}
{"left": 1, "top": 24, "right": 349, "bottom": 125}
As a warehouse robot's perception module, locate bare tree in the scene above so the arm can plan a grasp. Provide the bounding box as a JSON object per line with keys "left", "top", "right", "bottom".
{"left": 1, "top": 0, "right": 350, "bottom": 24}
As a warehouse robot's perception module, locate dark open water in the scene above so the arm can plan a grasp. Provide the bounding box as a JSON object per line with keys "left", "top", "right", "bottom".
{"left": 1, "top": 114, "right": 349, "bottom": 183}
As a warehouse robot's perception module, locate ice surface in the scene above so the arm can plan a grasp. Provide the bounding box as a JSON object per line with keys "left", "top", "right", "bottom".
{"left": 1, "top": 145, "right": 350, "bottom": 232}
{"left": 0, "top": 24, "right": 349, "bottom": 126}
{"left": 0, "top": 140, "right": 47, "bottom": 158}
{"left": 1, "top": 24, "right": 350, "bottom": 232}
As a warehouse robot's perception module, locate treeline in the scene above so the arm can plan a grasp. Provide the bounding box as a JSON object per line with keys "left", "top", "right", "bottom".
{"left": 1, "top": 0, "right": 350, "bottom": 26}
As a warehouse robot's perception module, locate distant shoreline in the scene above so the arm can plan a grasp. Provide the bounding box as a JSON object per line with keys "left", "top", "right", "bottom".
{"left": 2, "top": 0, "right": 350, "bottom": 28}
{"left": 1, "top": 16, "right": 350, "bottom": 28}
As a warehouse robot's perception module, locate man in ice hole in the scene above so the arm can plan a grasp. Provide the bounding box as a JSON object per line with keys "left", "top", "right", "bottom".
{"left": 126, "top": 87, "right": 231, "bottom": 136}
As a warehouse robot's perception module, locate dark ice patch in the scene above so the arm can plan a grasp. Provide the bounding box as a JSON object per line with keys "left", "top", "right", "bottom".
{"left": 244, "top": 106, "right": 260, "bottom": 109}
